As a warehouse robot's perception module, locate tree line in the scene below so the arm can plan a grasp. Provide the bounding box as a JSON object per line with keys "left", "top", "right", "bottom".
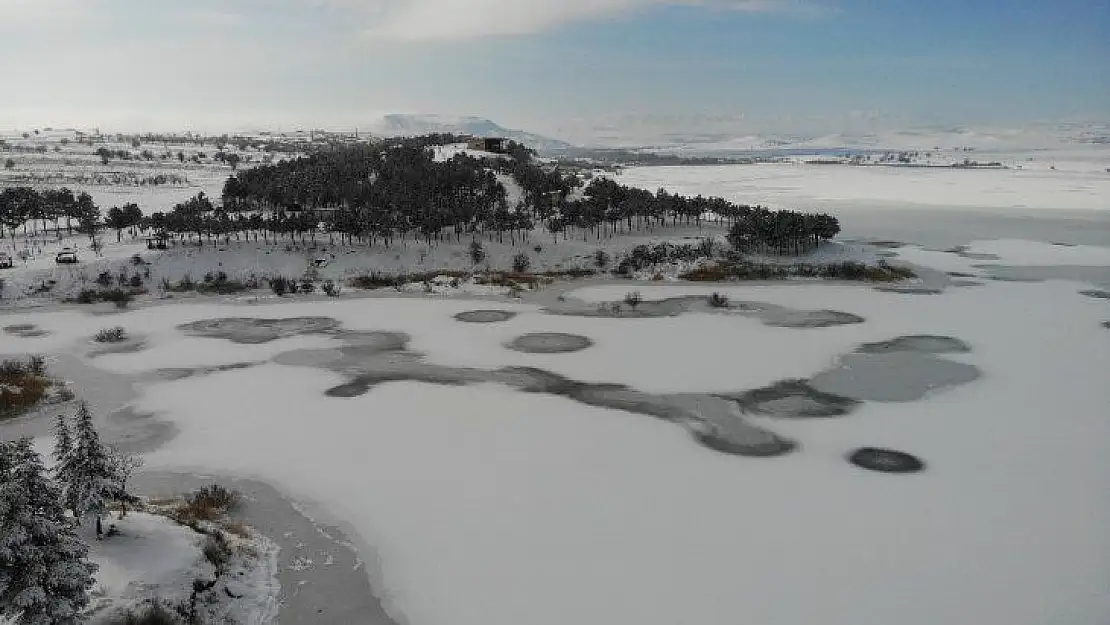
{"left": 215, "top": 138, "right": 839, "bottom": 254}
{"left": 2, "top": 135, "right": 841, "bottom": 256}
{"left": 0, "top": 187, "right": 102, "bottom": 241}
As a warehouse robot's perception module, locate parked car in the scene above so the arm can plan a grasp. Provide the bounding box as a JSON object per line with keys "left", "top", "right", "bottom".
{"left": 0, "top": 252, "right": 13, "bottom": 268}
{"left": 55, "top": 248, "right": 78, "bottom": 264}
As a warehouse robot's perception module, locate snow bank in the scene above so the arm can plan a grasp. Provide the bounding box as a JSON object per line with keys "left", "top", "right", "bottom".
{"left": 88, "top": 512, "right": 200, "bottom": 606}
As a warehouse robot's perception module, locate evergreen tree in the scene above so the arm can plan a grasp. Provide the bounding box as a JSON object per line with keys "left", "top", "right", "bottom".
{"left": 51, "top": 415, "right": 78, "bottom": 515}
{"left": 0, "top": 438, "right": 97, "bottom": 624}
{"left": 56, "top": 403, "right": 117, "bottom": 538}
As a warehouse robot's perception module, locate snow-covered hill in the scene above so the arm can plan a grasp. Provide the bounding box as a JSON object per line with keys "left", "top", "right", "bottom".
{"left": 367, "top": 114, "right": 574, "bottom": 153}
{"left": 553, "top": 117, "right": 1110, "bottom": 156}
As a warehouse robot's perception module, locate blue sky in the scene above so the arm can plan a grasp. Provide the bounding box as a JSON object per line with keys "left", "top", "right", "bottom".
{"left": 0, "top": 0, "right": 1106, "bottom": 139}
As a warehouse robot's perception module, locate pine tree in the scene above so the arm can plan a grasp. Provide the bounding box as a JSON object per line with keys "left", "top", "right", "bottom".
{"left": 0, "top": 438, "right": 97, "bottom": 624}
{"left": 56, "top": 402, "right": 117, "bottom": 538}
{"left": 51, "top": 414, "right": 78, "bottom": 515}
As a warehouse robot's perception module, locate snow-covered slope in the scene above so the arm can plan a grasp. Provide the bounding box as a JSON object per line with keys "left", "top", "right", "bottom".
{"left": 367, "top": 114, "right": 574, "bottom": 153}
{"left": 555, "top": 117, "right": 1110, "bottom": 155}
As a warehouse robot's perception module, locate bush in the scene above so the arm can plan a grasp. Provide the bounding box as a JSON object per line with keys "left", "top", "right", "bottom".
{"left": 511, "top": 252, "right": 531, "bottom": 273}
{"left": 707, "top": 292, "right": 730, "bottom": 308}
{"left": 202, "top": 531, "right": 232, "bottom": 570}
{"left": 623, "top": 291, "right": 643, "bottom": 308}
{"left": 594, "top": 249, "right": 610, "bottom": 269}
{"left": 350, "top": 273, "right": 397, "bottom": 289}
{"left": 679, "top": 260, "right": 915, "bottom": 283}
{"left": 27, "top": 355, "right": 45, "bottom": 376}
{"left": 176, "top": 485, "right": 239, "bottom": 522}
{"left": 269, "top": 276, "right": 289, "bottom": 296}
{"left": 95, "top": 327, "right": 128, "bottom": 343}
{"left": 300, "top": 280, "right": 316, "bottom": 294}
{"left": 75, "top": 289, "right": 99, "bottom": 304}
{"left": 129, "top": 274, "right": 143, "bottom": 288}
{"left": 0, "top": 356, "right": 50, "bottom": 418}
{"left": 322, "top": 280, "right": 340, "bottom": 297}
{"left": 102, "top": 289, "right": 133, "bottom": 309}
{"left": 110, "top": 599, "right": 184, "bottom": 625}
{"left": 468, "top": 239, "right": 486, "bottom": 265}
{"left": 130, "top": 254, "right": 144, "bottom": 266}
{"left": 96, "top": 271, "right": 113, "bottom": 287}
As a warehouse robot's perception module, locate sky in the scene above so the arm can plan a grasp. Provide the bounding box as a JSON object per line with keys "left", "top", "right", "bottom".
{"left": 0, "top": 0, "right": 1107, "bottom": 143}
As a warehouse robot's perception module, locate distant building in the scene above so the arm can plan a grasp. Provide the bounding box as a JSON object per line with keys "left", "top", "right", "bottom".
{"left": 467, "top": 137, "right": 507, "bottom": 153}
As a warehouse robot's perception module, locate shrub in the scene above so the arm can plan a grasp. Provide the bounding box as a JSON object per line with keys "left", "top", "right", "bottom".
{"left": 179, "top": 274, "right": 194, "bottom": 290}
{"left": 202, "top": 531, "right": 232, "bottom": 570}
{"left": 707, "top": 292, "right": 730, "bottom": 308}
{"left": 95, "top": 327, "right": 128, "bottom": 343}
{"left": 102, "top": 289, "right": 133, "bottom": 309}
{"left": 222, "top": 521, "right": 251, "bottom": 538}
{"left": 468, "top": 239, "right": 486, "bottom": 264}
{"left": 110, "top": 599, "right": 184, "bottom": 625}
{"left": 129, "top": 275, "right": 143, "bottom": 288}
{"left": 75, "top": 289, "right": 98, "bottom": 304}
{"left": 176, "top": 484, "right": 239, "bottom": 522}
{"left": 322, "top": 280, "right": 340, "bottom": 297}
{"left": 623, "top": 291, "right": 643, "bottom": 308}
{"left": 300, "top": 280, "right": 316, "bottom": 294}
{"left": 130, "top": 254, "right": 144, "bottom": 266}
{"left": 512, "top": 252, "right": 531, "bottom": 273}
{"left": 27, "top": 355, "right": 46, "bottom": 376}
{"left": 269, "top": 276, "right": 289, "bottom": 296}
{"left": 349, "top": 273, "right": 396, "bottom": 289}
{"left": 594, "top": 249, "right": 610, "bottom": 269}
{"left": 96, "top": 271, "right": 113, "bottom": 287}
{"left": 0, "top": 356, "right": 50, "bottom": 418}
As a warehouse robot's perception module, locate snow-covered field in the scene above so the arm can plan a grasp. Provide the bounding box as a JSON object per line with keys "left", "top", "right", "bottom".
{"left": 618, "top": 158, "right": 1110, "bottom": 212}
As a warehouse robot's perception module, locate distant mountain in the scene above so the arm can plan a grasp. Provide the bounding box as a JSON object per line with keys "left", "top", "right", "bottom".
{"left": 367, "top": 114, "right": 575, "bottom": 153}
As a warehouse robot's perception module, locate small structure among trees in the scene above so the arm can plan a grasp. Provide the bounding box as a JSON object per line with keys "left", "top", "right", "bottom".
{"left": 467, "top": 137, "right": 507, "bottom": 153}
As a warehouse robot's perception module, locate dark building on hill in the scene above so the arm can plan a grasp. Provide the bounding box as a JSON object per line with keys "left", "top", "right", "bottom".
{"left": 467, "top": 137, "right": 507, "bottom": 153}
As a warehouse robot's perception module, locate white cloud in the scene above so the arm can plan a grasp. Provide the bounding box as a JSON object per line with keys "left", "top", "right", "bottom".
{"left": 312, "top": 0, "right": 826, "bottom": 41}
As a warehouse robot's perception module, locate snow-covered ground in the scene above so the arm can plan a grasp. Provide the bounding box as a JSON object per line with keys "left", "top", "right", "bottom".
{"left": 81, "top": 510, "right": 279, "bottom": 624}
{"left": 617, "top": 159, "right": 1110, "bottom": 212}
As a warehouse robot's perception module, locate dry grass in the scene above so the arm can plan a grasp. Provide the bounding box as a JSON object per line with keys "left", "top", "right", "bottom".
{"left": 222, "top": 521, "right": 251, "bottom": 538}
{"left": 173, "top": 485, "right": 240, "bottom": 523}
{"left": 680, "top": 260, "right": 916, "bottom": 283}
{"left": 0, "top": 357, "right": 54, "bottom": 419}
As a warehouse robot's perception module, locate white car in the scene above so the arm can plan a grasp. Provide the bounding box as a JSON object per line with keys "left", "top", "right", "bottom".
{"left": 55, "top": 249, "right": 78, "bottom": 264}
